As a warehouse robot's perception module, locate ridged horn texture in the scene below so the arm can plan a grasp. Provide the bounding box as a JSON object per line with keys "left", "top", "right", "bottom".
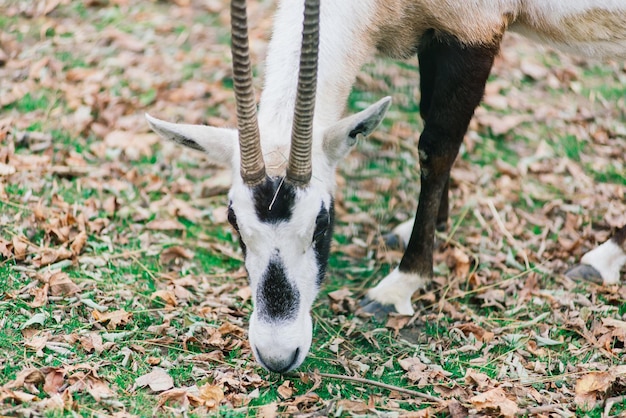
{"left": 231, "top": 0, "right": 266, "bottom": 186}
{"left": 286, "top": 0, "right": 320, "bottom": 187}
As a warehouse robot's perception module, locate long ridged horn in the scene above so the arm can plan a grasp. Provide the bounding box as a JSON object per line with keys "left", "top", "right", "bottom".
{"left": 286, "top": 0, "right": 320, "bottom": 187}
{"left": 231, "top": 0, "right": 265, "bottom": 186}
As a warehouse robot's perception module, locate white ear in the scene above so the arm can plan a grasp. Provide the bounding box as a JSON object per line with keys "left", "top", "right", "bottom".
{"left": 322, "top": 96, "right": 391, "bottom": 165}
{"left": 145, "top": 114, "right": 237, "bottom": 167}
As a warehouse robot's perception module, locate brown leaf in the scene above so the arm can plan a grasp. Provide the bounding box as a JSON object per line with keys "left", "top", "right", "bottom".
{"left": 12, "top": 236, "right": 28, "bottom": 260}
{"left": 92, "top": 309, "right": 132, "bottom": 330}
{"left": 103, "top": 196, "right": 118, "bottom": 217}
{"left": 156, "top": 387, "right": 198, "bottom": 408}
{"left": 160, "top": 245, "right": 194, "bottom": 265}
{"left": 464, "top": 369, "right": 493, "bottom": 391}
{"left": 104, "top": 130, "right": 156, "bottom": 160}
{"left": 23, "top": 332, "right": 50, "bottom": 354}
{"left": 43, "top": 368, "right": 66, "bottom": 395}
{"left": 455, "top": 323, "right": 495, "bottom": 343}
{"left": 257, "top": 402, "right": 278, "bottom": 418}
{"left": 446, "top": 247, "right": 471, "bottom": 278}
{"left": 277, "top": 380, "right": 293, "bottom": 400}
{"left": 0, "top": 389, "right": 37, "bottom": 403}
{"left": 200, "top": 170, "right": 231, "bottom": 197}
{"left": 448, "top": 399, "right": 469, "bottom": 418}
{"left": 198, "top": 384, "right": 224, "bottom": 409}
{"left": 85, "top": 377, "right": 114, "bottom": 402}
{"left": 11, "top": 367, "right": 45, "bottom": 389}
{"left": 386, "top": 315, "right": 411, "bottom": 334}
{"left": 49, "top": 272, "right": 80, "bottom": 296}
{"left": 32, "top": 247, "right": 73, "bottom": 268}
{"left": 469, "top": 387, "right": 518, "bottom": 418}
{"left": 336, "top": 399, "right": 370, "bottom": 414}
{"left": 574, "top": 370, "right": 616, "bottom": 409}
{"left": 327, "top": 287, "right": 356, "bottom": 313}
{"left": 145, "top": 219, "right": 186, "bottom": 231}
{"left": 151, "top": 289, "right": 178, "bottom": 307}
{"left": 218, "top": 321, "right": 246, "bottom": 337}
{"left": 135, "top": 367, "right": 174, "bottom": 392}
{"left": 79, "top": 333, "right": 105, "bottom": 354}
{"left": 29, "top": 284, "right": 49, "bottom": 308}
{"left": 70, "top": 231, "right": 87, "bottom": 256}
{"left": 399, "top": 357, "right": 429, "bottom": 387}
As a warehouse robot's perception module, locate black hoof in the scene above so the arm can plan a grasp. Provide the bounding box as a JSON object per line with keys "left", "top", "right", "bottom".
{"left": 382, "top": 233, "right": 405, "bottom": 250}
{"left": 564, "top": 264, "right": 604, "bottom": 284}
{"left": 359, "top": 296, "right": 397, "bottom": 321}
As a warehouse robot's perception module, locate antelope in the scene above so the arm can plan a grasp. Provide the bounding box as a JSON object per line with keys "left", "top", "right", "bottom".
{"left": 146, "top": 0, "right": 626, "bottom": 373}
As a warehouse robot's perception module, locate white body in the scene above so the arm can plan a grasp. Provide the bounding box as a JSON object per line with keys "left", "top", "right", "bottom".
{"left": 147, "top": 0, "right": 626, "bottom": 372}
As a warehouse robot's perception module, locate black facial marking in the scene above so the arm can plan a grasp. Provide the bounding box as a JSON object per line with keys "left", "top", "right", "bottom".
{"left": 227, "top": 203, "right": 246, "bottom": 256}
{"left": 252, "top": 177, "right": 297, "bottom": 223}
{"left": 314, "top": 200, "right": 334, "bottom": 285}
{"left": 259, "top": 255, "right": 300, "bottom": 321}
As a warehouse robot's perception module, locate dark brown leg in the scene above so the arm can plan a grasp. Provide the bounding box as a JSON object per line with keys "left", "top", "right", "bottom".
{"left": 362, "top": 32, "right": 501, "bottom": 315}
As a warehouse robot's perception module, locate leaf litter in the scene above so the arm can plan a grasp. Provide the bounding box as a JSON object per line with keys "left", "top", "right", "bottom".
{"left": 0, "top": 0, "right": 625, "bottom": 416}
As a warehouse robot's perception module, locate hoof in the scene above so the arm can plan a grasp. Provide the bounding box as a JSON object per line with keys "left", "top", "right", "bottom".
{"left": 382, "top": 233, "right": 405, "bottom": 250}
{"left": 359, "top": 296, "right": 397, "bottom": 320}
{"left": 564, "top": 264, "right": 604, "bottom": 284}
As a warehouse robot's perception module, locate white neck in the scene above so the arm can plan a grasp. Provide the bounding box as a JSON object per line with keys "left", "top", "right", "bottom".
{"left": 258, "top": 0, "right": 378, "bottom": 149}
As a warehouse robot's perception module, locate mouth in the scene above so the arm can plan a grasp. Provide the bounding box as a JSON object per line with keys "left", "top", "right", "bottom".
{"left": 255, "top": 347, "right": 301, "bottom": 374}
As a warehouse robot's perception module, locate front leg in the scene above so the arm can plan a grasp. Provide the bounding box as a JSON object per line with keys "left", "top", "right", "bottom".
{"left": 362, "top": 33, "right": 500, "bottom": 316}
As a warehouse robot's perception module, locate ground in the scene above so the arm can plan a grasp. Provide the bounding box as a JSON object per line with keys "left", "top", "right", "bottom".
{"left": 0, "top": 0, "right": 625, "bottom": 417}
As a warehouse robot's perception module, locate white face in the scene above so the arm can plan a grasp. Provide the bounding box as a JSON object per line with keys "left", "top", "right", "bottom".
{"left": 146, "top": 96, "right": 390, "bottom": 373}
{"left": 227, "top": 177, "right": 334, "bottom": 373}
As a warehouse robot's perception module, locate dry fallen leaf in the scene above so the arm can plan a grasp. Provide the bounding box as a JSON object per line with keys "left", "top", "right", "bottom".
{"left": 92, "top": 309, "right": 132, "bottom": 330}
{"left": 78, "top": 333, "right": 105, "bottom": 354}
{"left": 469, "top": 387, "right": 518, "bottom": 418}
{"left": 29, "top": 284, "right": 49, "bottom": 308}
{"left": 151, "top": 289, "right": 178, "bottom": 307}
{"left": 399, "top": 357, "right": 430, "bottom": 387}
{"left": 574, "top": 370, "right": 617, "bottom": 409}
{"left": 12, "top": 236, "right": 28, "bottom": 260}
{"left": 70, "top": 231, "right": 88, "bottom": 255}
{"left": 135, "top": 367, "right": 174, "bottom": 392}
{"left": 160, "top": 245, "right": 194, "bottom": 265}
{"left": 455, "top": 323, "right": 495, "bottom": 343}
{"left": 145, "top": 219, "right": 186, "bottom": 231}
{"left": 277, "top": 380, "right": 293, "bottom": 400}
{"left": 257, "top": 402, "right": 278, "bottom": 418}
{"left": 49, "top": 272, "right": 81, "bottom": 296}
{"left": 43, "top": 368, "right": 66, "bottom": 396}
{"left": 198, "top": 384, "right": 224, "bottom": 409}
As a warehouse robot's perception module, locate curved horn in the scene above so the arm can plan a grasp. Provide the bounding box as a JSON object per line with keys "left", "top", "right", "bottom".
{"left": 231, "top": 0, "right": 266, "bottom": 186}
{"left": 286, "top": 0, "right": 320, "bottom": 187}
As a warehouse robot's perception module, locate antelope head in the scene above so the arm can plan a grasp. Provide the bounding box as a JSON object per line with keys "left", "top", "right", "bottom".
{"left": 146, "top": 0, "right": 390, "bottom": 372}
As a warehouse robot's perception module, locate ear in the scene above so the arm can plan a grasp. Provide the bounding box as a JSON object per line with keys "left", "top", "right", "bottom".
{"left": 322, "top": 96, "right": 391, "bottom": 165}
{"left": 146, "top": 114, "right": 237, "bottom": 166}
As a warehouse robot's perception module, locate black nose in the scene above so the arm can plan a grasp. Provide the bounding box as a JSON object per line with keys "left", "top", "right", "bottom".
{"left": 257, "top": 348, "right": 300, "bottom": 373}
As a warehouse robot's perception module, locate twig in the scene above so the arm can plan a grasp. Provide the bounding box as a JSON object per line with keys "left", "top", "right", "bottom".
{"left": 293, "top": 371, "right": 444, "bottom": 403}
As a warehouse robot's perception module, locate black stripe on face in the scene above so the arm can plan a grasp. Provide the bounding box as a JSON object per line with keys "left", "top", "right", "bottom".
{"left": 314, "top": 200, "right": 334, "bottom": 285}
{"left": 252, "top": 177, "right": 297, "bottom": 224}
{"left": 259, "top": 255, "right": 300, "bottom": 321}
